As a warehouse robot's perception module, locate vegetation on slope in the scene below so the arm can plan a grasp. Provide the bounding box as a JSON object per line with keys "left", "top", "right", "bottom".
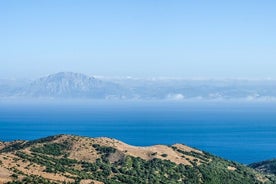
{"left": 0, "top": 135, "right": 275, "bottom": 184}
{"left": 249, "top": 159, "right": 276, "bottom": 175}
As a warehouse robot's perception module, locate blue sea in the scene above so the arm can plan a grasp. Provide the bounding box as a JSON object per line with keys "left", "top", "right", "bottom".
{"left": 0, "top": 100, "right": 276, "bottom": 164}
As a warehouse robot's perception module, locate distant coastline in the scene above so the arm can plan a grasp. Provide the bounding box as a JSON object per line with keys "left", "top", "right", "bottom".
{"left": 1, "top": 72, "right": 276, "bottom": 101}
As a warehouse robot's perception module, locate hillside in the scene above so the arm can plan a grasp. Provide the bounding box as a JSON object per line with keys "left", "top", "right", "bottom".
{"left": 250, "top": 159, "right": 276, "bottom": 175}
{"left": 0, "top": 135, "right": 275, "bottom": 184}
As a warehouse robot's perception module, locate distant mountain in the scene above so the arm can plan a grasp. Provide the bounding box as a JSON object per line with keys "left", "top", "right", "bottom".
{"left": 0, "top": 79, "right": 28, "bottom": 98}
{"left": 0, "top": 134, "right": 275, "bottom": 183}
{"left": 111, "top": 78, "right": 276, "bottom": 100}
{"left": 249, "top": 159, "right": 276, "bottom": 175}
{"left": 1, "top": 72, "right": 276, "bottom": 100}
{"left": 19, "top": 72, "right": 125, "bottom": 99}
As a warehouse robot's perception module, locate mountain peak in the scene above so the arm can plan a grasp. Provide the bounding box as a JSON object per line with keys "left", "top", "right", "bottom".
{"left": 39, "top": 72, "right": 95, "bottom": 83}
{"left": 21, "top": 72, "right": 122, "bottom": 98}
{"left": 46, "top": 72, "right": 94, "bottom": 79}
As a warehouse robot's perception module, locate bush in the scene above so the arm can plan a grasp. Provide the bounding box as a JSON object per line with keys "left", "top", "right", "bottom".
{"left": 30, "top": 143, "right": 69, "bottom": 156}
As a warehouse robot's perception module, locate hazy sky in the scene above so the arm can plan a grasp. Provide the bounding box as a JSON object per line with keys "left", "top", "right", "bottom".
{"left": 0, "top": 0, "right": 275, "bottom": 79}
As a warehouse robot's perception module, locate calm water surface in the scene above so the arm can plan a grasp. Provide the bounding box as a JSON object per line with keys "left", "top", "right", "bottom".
{"left": 0, "top": 100, "right": 276, "bottom": 164}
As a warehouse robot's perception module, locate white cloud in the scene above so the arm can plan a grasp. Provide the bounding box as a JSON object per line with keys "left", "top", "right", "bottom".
{"left": 166, "top": 93, "right": 185, "bottom": 101}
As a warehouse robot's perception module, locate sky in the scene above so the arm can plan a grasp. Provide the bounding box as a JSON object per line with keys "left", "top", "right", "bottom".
{"left": 0, "top": 0, "right": 275, "bottom": 79}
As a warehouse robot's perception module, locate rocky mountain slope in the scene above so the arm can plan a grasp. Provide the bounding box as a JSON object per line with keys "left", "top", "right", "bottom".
{"left": 0, "top": 135, "right": 275, "bottom": 184}
{"left": 20, "top": 72, "right": 124, "bottom": 99}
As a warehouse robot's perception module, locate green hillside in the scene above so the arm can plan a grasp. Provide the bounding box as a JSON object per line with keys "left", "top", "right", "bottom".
{"left": 250, "top": 159, "right": 276, "bottom": 175}
{"left": 0, "top": 135, "right": 275, "bottom": 184}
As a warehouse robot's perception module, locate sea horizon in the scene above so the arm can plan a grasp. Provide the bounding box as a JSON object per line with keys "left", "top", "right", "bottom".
{"left": 1, "top": 100, "right": 276, "bottom": 164}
